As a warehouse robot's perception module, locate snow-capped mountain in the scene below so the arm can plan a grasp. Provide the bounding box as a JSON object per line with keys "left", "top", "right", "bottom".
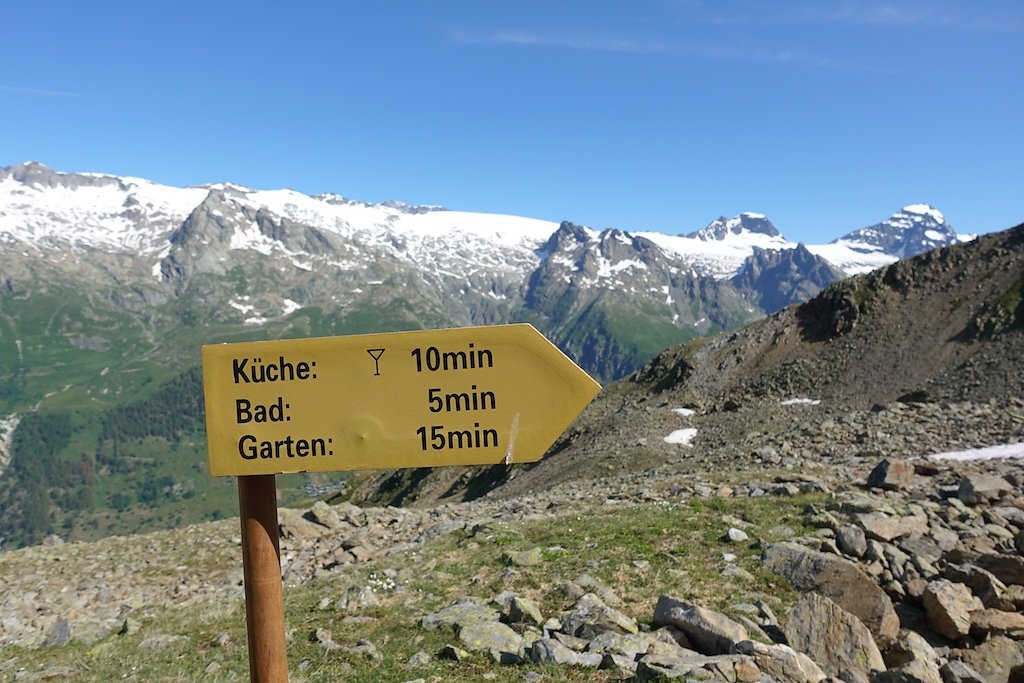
{"left": 808, "top": 204, "right": 971, "bottom": 274}
{"left": 836, "top": 203, "right": 963, "bottom": 258}
{"left": 638, "top": 213, "right": 792, "bottom": 280}
{"left": 0, "top": 161, "right": 975, "bottom": 393}
{"left": 686, "top": 212, "right": 782, "bottom": 241}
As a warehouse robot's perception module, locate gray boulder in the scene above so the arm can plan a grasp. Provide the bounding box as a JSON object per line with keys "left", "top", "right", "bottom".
{"left": 922, "top": 580, "right": 977, "bottom": 640}
{"left": 957, "top": 474, "right": 1012, "bottom": 505}
{"left": 881, "top": 630, "right": 942, "bottom": 683}
{"left": 458, "top": 620, "right": 522, "bottom": 663}
{"left": 422, "top": 598, "right": 498, "bottom": 631}
{"left": 784, "top": 591, "right": 885, "bottom": 680}
{"left": 653, "top": 595, "right": 749, "bottom": 655}
{"left": 763, "top": 542, "right": 900, "bottom": 641}
{"left": 952, "top": 635, "right": 1024, "bottom": 683}
{"left": 561, "top": 593, "right": 638, "bottom": 639}
{"left": 867, "top": 459, "right": 917, "bottom": 491}
{"left": 975, "top": 553, "right": 1024, "bottom": 586}
{"left": 634, "top": 652, "right": 761, "bottom": 681}
{"left": 527, "top": 637, "right": 579, "bottom": 665}
{"left": 837, "top": 525, "right": 869, "bottom": 558}
{"left": 734, "top": 640, "right": 826, "bottom": 683}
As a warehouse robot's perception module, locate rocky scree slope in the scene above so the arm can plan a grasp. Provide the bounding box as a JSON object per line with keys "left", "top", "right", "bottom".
{"left": 2, "top": 452, "right": 1024, "bottom": 682}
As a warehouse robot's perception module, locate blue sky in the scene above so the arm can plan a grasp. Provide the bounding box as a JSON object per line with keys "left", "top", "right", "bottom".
{"left": 2, "top": 1, "right": 1021, "bottom": 243}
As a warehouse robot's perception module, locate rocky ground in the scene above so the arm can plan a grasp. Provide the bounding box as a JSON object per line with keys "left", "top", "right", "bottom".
{"left": 1, "top": 393, "right": 1023, "bottom": 681}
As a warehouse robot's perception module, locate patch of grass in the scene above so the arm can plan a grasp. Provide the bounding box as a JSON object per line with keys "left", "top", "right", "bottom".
{"left": 0, "top": 494, "right": 820, "bottom": 681}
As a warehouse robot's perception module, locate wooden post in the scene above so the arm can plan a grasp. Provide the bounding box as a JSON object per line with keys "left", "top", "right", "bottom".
{"left": 238, "top": 474, "right": 289, "bottom": 683}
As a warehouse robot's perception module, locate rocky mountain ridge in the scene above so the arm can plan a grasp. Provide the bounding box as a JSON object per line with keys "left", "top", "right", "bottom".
{"left": 0, "top": 161, "right": 971, "bottom": 391}
{"left": 339, "top": 222, "right": 1024, "bottom": 510}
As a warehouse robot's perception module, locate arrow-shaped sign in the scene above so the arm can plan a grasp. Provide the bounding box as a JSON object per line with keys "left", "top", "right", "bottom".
{"left": 201, "top": 324, "right": 600, "bottom": 476}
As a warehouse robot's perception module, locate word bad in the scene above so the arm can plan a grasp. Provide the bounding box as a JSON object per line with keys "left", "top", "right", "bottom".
{"left": 236, "top": 397, "right": 290, "bottom": 423}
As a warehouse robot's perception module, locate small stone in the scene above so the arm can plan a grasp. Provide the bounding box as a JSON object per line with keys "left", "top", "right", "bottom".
{"left": 439, "top": 644, "right": 471, "bottom": 661}
{"left": 735, "top": 640, "right": 826, "bottom": 683}
{"left": 527, "top": 637, "right": 579, "bottom": 665}
{"left": 721, "top": 565, "right": 755, "bottom": 581}
{"left": 725, "top": 528, "right": 750, "bottom": 543}
{"left": 309, "top": 628, "right": 339, "bottom": 651}
{"left": 883, "top": 630, "right": 942, "bottom": 683}
{"left": 42, "top": 619, "right": 72, "bottom": 648}
{"left": 502, "top": 548, "right": 544, "bottom": 567}
{"left": 653, "top": 595, "right": 748, "bottom": 655}
{"left": 836, "top": 525, "right": 868, "bottom": 558}
{"left": 856, "top": 512, "right": 926, "bottom": 542}
{"left": 407, "top": 650, "right": 432, "bottom": 667}
{"left": 305, "top": 500, "right": 344, "bottom": 529}
{"left": 867, "top": 459, "right": 916, "bottom": 490}
{"left": 939, "top": 659, "right": 986, "bottom": 683}
{"left": 458, "top": 620, "right": 522, "bottom": 662}
{"left": 507, "top": 596, "right": 544, "bottom": 627}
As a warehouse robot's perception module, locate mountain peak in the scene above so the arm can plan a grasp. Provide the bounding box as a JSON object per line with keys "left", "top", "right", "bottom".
{"left": 899, "top": 203, "right": 945, "bottom": 224}
{"left": 686, "top": 212, "right": 781, "bottom": 241}
{"left": 833, "top": 204, "right": 961, "bottom": 259}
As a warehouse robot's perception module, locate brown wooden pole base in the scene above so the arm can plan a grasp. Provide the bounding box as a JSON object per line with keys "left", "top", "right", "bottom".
{"left": 238, "top": 474, "right": 289, "bottom": 683}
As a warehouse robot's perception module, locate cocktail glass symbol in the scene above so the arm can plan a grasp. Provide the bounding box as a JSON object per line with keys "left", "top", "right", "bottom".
{"left": 367, "top": 348, "right": 385, "bottom": 376}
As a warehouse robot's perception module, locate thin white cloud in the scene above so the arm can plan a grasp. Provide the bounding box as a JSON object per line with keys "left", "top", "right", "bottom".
{"left": 0, "top": 84, "right": 82, "bottom": 98}
{"left": 450, "top": 28, "right": 893, "bottom": 73}
{"left": 684, "top": 2, "right": 1021, "bottom": 33}
{"left": 451, "top": 29, "right": 675, "bottom": 56}
{"left": 786, "top": 2, "right": 1022, "bottom": 33}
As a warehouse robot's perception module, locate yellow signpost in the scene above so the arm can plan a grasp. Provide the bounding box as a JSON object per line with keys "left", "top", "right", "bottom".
{"left": 201, "top": 324, "right": 600, "bottom": 682}
{"left": 202, "top": 323, "right": 601, "bottom": 475}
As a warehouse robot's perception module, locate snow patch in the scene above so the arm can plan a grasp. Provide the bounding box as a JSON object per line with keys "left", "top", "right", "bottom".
{"left": 806, "top": 242, "right": 897, "bottom": 275}
{"left": 781, "top": 398, "right": 821, "bottom": 406}
{"left": 902, "top": 204, "right": 945, "bottom": 223}
{"left": 672, "top": 408, "right": 696, "bottom": 416}
{"left": 0, "top": 413, "right": 21, "bottom": 476}
{"left": 664, "top": 428, "right": 698, "bottom": 445}
{"left": 928, "top": 443, "right": 1024, "bottom": 462}
{"left": 228, "top": 298, "right": 255, "bottom": 314}
{"left": 639, "top": 228, "right": 792, "bottom": 280}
